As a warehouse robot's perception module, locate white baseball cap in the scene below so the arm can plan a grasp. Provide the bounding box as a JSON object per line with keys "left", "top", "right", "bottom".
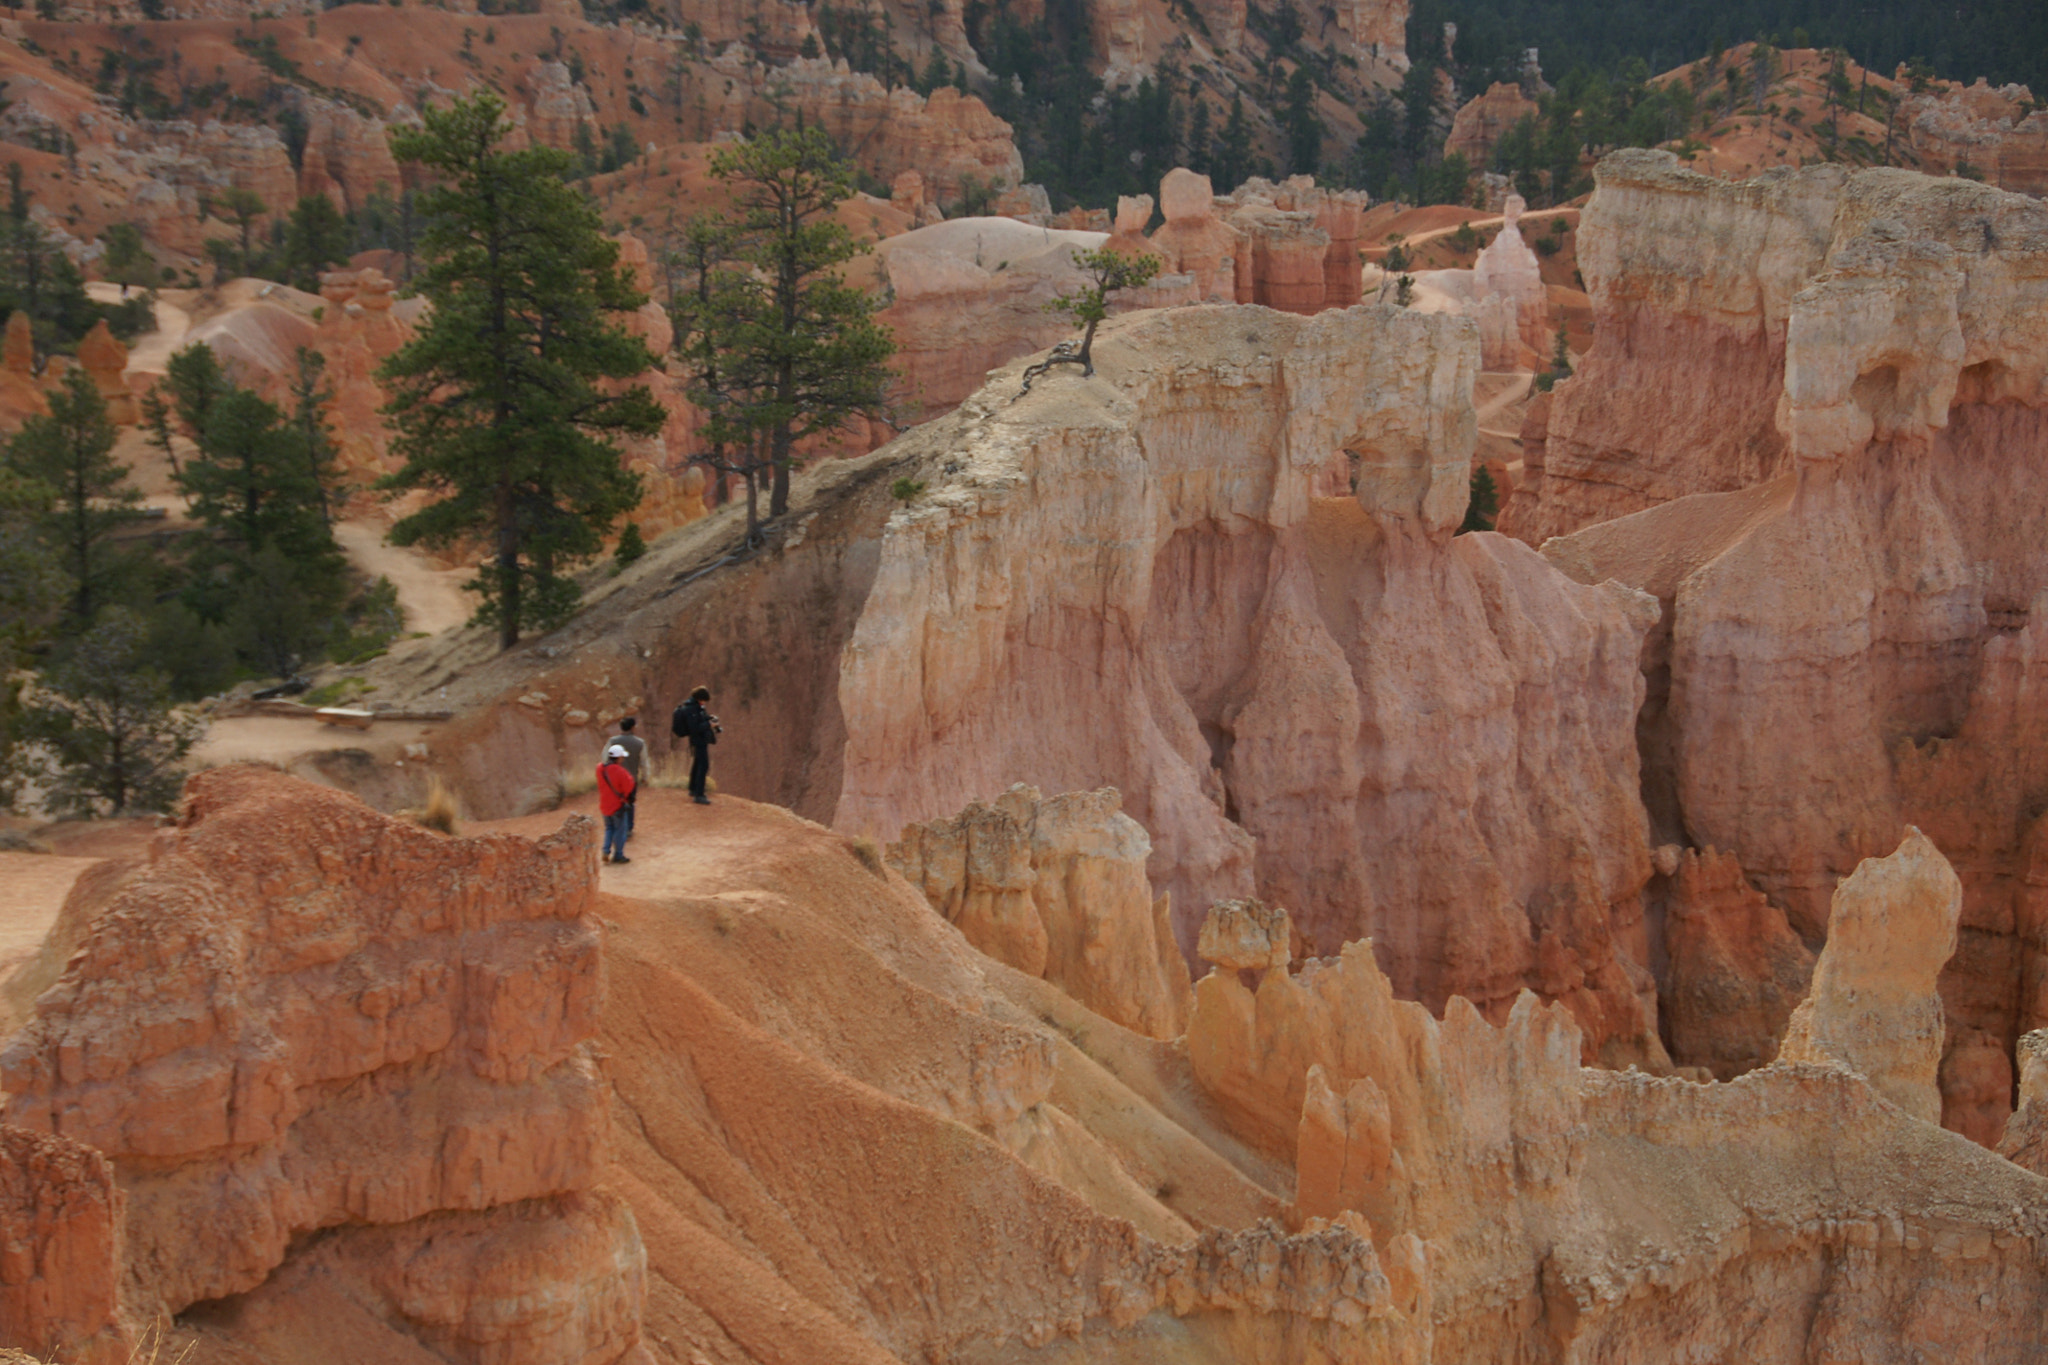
{"left": 607, "top": 745, "right": 628, "bottom": 758}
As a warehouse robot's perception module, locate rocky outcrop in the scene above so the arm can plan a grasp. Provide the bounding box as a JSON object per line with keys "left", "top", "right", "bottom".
{"left": 1660, "top": 846, "right": 1814, "bottom": 1080}
{"left": 1214, "top": 178, "right": 1372, "bottom": 312}
{"left": 0, "top": 766, "right": 646, "bottom": 1362}
{"left": 1445, "top": 81, "right": 1541, "bottom": 166}
{"left": 0, "top": 1127, "right": 120, "bottom": 1365}
{"left": 1524, "top": 151, "right": 2048, "bottom": 1139}
{"left": 1469, "top": 193, "right": 1547, "bottom": 368}
{"left": 876, "top": 216, "right": 1193, "bottom": 422}
{"left": 1146, "top": 169, "right": 1247, "bottom": 303}
{"left": 691, "top": 52, "right": 1022, "bottom": 205}
{"left": 1185, "top": 896, "right": 2048, "bottom": 1361}
{"left": 295, "top": 97, "right": 404, "bottom": 213}
{"left": 1901, "top": 80, "right": 2048, "bottom": 197}
{"left": 73, "top": 322, "right": 135, "bottom": 425}
{"left": 1778, "top": 829, "right": 1962, "bottom": 1124}
{"left": 1196, "top": 897, "right": 1293, "bottom": 972}
{"left": 836, "top": 304, "right": 1668, "bottom": 1067}
{"left": 888, "top": 785, "right": 1191, "bottom": 1038}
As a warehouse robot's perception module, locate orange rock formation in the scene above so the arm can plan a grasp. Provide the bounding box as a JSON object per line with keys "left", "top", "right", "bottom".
{"left": 888, "top": 784, "right": 1191, "bottom": 1038}
{"left": 0, "top": 766, "right": 647, "bottom": 1363}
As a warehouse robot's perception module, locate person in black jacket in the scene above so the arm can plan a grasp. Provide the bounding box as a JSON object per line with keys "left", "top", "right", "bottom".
{"left": 671, "top": 685, "right": 718, "bottom": 804}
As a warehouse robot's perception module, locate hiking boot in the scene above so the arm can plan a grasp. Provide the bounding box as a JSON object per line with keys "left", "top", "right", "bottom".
{"left": 613, "top": 854, "right": 631, "bottom": 864}
{"left": 692, "top": 795, "right": 711, "bottom": 805}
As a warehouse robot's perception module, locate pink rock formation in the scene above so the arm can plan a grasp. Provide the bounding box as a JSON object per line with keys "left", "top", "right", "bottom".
{"left": 1778, "top": 829, "right": 1962, "bottom": 1124}
{"left": 1498, "top": 151, "right": 1820, "bottom": 541}
{"left": 1185, "top": 904, "right": 2048, "bottom": 1360}
{"left": 835, "top": 305, "right": 1669, "bottom": 1067}
{"left": 1997, "top": 1028, "right": 2048, "bottom": 1172}
{"left": 295, "top": 97, "right": 403, "bottom": 213}
{"left": 889, "top": 785, "right": 1190, "bottom": 1038}
{"left": 1445, "top": 81, "right": 1541, "bottom": 166}
{"left": 1469, "top": 193, "right": 1547, "bottom": 368}
{"left": 1529, "top": 153, "right": 2048, "bottom": 1137}
{"left": 1660, "top": 846, "right": 1814, "bottom": 1080}
{"left": 0, "top": 766, "right": 647, "bottom": 1362}
{"left": 0, "top": 1126, "right": 120, "bottom": 1365}
{"left": 0, "top": 313, "right": 44, "bottom": 428}
{"left": 1227, "top": 202, "right": 1330, "bottom": 312}
{"left": 1147, "top": 168, "right": 1245, "bottom": 303}
{"left": 1901, "top": 79, "right": 2048, "bottom": 197}
{"left": 689, "top": 54, "right": 1023, "bottom": 205}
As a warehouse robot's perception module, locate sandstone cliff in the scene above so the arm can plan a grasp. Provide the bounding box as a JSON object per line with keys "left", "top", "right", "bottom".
{"left": 834, "top": 305, "right": 1667, "bottom": 1067}
{"left": 888, "top": 784, "right": 1191, "bottom": 1038}
{"left": 1533, "top": 152, "right": 2048, "bottom": 1138}
{"left": 0, "top": 766, "right": 647, "bottom": 1364}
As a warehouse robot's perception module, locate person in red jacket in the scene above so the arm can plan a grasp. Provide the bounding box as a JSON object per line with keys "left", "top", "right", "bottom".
{"left": 598, "top": 744, "right": 636, "bottom": 864}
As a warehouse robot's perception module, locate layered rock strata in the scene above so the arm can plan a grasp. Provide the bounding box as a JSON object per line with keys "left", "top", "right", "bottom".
{"left": 1532, "top": 152, "right": 2048, "bottom": 1136}
{"left": 1901, "top": 80, "right": 2048, "bottom": 197}
{"left": 835, "top": 304, "right": 1668, "bottom": 1066}
{"left": 0, "top": 766, "right": 646, "bottom": 1363}
{"left": 888, "top": 784, "right": 1191, "bottom": 1038}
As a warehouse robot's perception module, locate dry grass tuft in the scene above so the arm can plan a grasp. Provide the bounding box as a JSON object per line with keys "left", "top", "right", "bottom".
{"left": 849, "top": 835, "right": 884, "bottom": 876}
{"left": 400, "top": 778, "right": 462, "bottom": 835}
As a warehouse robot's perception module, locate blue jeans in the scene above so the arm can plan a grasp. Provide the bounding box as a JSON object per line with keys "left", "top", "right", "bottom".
{"left": 603, "top": 811, "right": 629, "bottom": 860}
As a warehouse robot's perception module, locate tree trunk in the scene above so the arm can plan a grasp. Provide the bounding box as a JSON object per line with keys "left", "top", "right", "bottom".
{"left": 496, "top": 481, "right": 520, "bottom": 651}
{"left": 769, "top": 422, "right": 792, "bottom": 517}
{"left": 744, "top": 467, "right": 759, "bottom": 545}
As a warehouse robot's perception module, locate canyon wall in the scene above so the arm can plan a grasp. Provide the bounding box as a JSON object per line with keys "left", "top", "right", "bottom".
{"left": 832, "top": 304, "right": 1668, "bottom": 1068}
{"left": 1498, "top": 151, "right": 1835, "bottom": 542}
{"left": 1534, "top": 150, "right": 2048, "bottom": 1136}
{"left": 0, "top": 766, "right": 647, "bottom": 1364}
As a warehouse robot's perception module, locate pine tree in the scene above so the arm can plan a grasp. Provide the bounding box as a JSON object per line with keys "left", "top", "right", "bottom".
{"left": 380, "top": 91, "right": 662, "bottom": 650}
{"left": 2, "top": 368, "right": 145, "bottom": 630}
{"left": 702, "top": 126, "right": 896, "bottom": 520}
{"left": 0, "top": 163, "right": 100, "bottom": 356}
{"left": 1285, "top": 66, "right": 1323, "bottom": 176}
{"left": 26, "top": 607, "right": 200, "bottom": 816}
{"left": 1186, "top": 97, "right": 1213, "bottom": 174}
{"left": 282, "top": 195, "right": 353, "bottom": 291}
{"left": 1043, "top": 246, "right": 1162, "bottom": 376}
{"left": 1459, "top": 465, "right": 1499, "bottom": 534}
{"left": 100, "top": 223, "right": 155, "bottom": 295}
{"left": 286, "top": 346, "right": 341, "bottom": 527}
{"left": 1215, "top": 95, "right": 1253, "bottom": 192}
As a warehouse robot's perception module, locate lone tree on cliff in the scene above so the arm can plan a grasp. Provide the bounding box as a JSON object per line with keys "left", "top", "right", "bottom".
{"left": 685, "top": 126, "right": 895, "bottom": 522}
{"left": 1027, "top": 246, "right": 1161, "bottom": 387}
{"left": 379, "top": 91, "right": 663, "bottom": 651}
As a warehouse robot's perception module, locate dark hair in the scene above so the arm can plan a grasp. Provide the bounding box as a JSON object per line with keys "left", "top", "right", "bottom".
{"left": 690, "top": 686, "right": 711, "bottom": 702}
{"left": 619, "top": 716, "right": 637, "bottom": 731}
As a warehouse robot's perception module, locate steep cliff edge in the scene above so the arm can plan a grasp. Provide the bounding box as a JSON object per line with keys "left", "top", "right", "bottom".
{"left": 835, "top": 305, "right": 1667, "bottom": 1067}
{"left": 1535, "top": 153, "right": 2048, "bottom": 1136}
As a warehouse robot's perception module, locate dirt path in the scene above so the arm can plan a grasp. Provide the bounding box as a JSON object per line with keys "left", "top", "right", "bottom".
{"left": 1392, "top": 206, "right": 1578, "bottom": 249}
{"left": 87, "top": 282, "right": 193, "bottom": 375}
{"left": 0, "top": 852, "right": 100, "bottom": 984}
{"left": 333, "top": 520, "right": 475, "bottom": 636}
{"left": 1476, "top": 370, "right": 1535, "bottom": 438}
{"left": 477, "top": 787, "right": 803, "bottom": 902}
